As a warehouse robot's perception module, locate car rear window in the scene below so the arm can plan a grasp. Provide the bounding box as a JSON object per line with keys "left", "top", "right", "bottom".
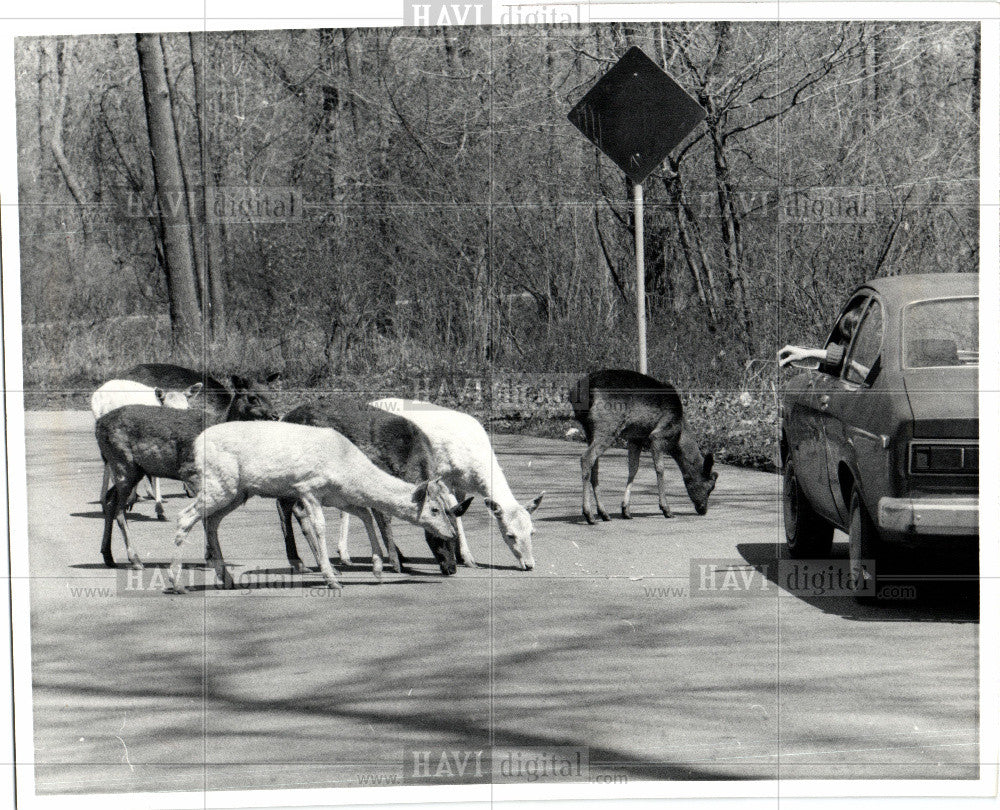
{"left": 903, "top": 296, "right": 978, "bottom": 368}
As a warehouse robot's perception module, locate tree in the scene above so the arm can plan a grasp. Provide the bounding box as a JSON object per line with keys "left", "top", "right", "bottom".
{"left": 135, "top": 32, "right": 202, "bottom": 352}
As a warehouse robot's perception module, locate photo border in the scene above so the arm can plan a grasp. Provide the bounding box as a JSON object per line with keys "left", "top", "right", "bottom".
{"left": 1, "top": 2, "right": 996, "bottom": 808}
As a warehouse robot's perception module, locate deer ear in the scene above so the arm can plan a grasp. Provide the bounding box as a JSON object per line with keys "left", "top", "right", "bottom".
{"left": 526, "top": 493, "right": 544, "bottom": 514}
{"left": 185, "top": 382, "right": 203, "bottom": 399}
{"left": 154, "top": 387, "right": 166, "bottom": 403}
{"left": 231, "top": 375, "right": 247, "bottom": 391}
{"left": 703, "top": 453, "right": 714, "bottom": 475}
{"left": 411, "top": 481, "right": 430, "bottom": 505}
{"left": 450, "top": 496, "right": 474, "bottom": 518}
{"left": 265, "top": 372, "right": 282, "bottom": 385}
{"left": 483, "top": 498, "right": 504, "bottom": 518}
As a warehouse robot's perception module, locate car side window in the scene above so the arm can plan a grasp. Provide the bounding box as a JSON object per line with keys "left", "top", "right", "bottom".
{"left": 843, "top": 299, "right": 883, "bottom": 385}
{"left": 821, "top": 295, "right": 869, "bottom": 375}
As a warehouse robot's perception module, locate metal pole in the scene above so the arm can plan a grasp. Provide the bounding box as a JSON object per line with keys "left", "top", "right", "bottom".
{"left": 633, "top": 180, "right": 647, "bottom": 374}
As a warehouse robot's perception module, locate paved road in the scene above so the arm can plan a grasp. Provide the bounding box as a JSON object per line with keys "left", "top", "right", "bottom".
{"left": 22, "top": 411, "right": 978, "bottom": 795}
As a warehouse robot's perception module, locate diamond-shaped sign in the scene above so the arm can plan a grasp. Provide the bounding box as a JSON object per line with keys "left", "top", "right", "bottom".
{"left": 568, "top": 46, "right": 706, "bottom": 184}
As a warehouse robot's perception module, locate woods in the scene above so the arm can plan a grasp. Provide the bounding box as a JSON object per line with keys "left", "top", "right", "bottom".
{"left": 15, "top": 22, "right": 979, "bottom": 396}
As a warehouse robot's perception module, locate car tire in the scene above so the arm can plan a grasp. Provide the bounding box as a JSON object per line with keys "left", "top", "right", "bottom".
{"left": 783, "top": 457, "right": 834, "bottom": 558}
{"left": 848, "top": 490, "right": 882, "bottom": 604}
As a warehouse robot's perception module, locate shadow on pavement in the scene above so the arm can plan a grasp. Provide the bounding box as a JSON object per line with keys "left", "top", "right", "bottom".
{"left": 70, "top": 510, "right": 164, "bottom": 522}
{"left": 736, "top": 542, "right": 978, "bottom": 623}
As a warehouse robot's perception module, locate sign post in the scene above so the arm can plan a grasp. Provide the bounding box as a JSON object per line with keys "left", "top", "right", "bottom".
{"left": 568, "top": 46, "right": 705, "bottom": 374}
{"left": 632, "top": 181, "right": 646, "bottom": 373}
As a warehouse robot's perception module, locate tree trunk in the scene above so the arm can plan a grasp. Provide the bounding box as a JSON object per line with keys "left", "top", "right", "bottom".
{"left": 161, "top": 37, "right": 205, "bottom": 313}
{"left": 971, "top": 24, "right": 980, "bottom": 117}
{"left": 189, "top": 31, "right": 227, "bottom": 337}
{"left": 48, "top": 42, "right": 88, "bottom": 215}
{"left": 136, "top": 32, "right": 202, "bottom": 353}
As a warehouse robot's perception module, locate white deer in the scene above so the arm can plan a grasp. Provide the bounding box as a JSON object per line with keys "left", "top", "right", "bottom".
{"left": 167, "top": 421, "right": 472, "bottom": 592}
{"left": 367, "top": 398, "right": 543, "bottom": 570}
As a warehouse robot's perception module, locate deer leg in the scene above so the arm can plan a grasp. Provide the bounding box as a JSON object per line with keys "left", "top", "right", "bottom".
{"left": 581, "top": 433, "right": 612, "bottom": 524}
{"left": 591, "top": 459, "right": 611, "bottom": 521}
{"left": 99, "top": 463, "right": 111, "bottom": 506}
{"left": 452, "top": 490, "right": 477, "bottom": 566}
{"left": 650, "top": 441, "right": 674, "bottom": 519}
{"left": 167, "top": 493, "right": 217, "bottom": 593}
{"left": 337, "top": 511, "right": 353, "bottom": 565}
{"left": 352, "top": 507, "right": 384, "bottom": 582}
{"left": 297, "top": 495, "right": 341, "bottom": 590}
{"left": 152, "top": 476, "right": 167, "bottom": 521}
{"left": 276, "top": 498, "right": 307, "bottom": 573}
{"left": 125, "top": 482, "right": 139, "bottom": 513}
{"left": 100, "top": 479, "right": 117, "bottom": 567}
{"left": 622, "top": 441, "right": 642, "bottom": 519}
{"left": 104, "top": 469, "right": 144, "bottom": 569}
{"left": 203, "top": 501, "right": 240, "bottom": 590}
{"left": 374, "top": 511, "right": 404, "bottom": 573}
{"left": 100, "top": 481, "right": 123, "bottom": 567}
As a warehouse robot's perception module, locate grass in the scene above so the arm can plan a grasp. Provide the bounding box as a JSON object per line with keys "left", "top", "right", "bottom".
{"left": 20, "top": 318, "right": 781, "bottom": 472}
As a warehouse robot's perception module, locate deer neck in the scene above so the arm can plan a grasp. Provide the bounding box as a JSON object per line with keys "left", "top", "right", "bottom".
{"left": 470, "top": 453, "right": 517, "bottom": 510}
{"left": 672, "top": 423, "right": 704, "bottom": 481}
{"left": 352, "top": 467, "right": 421, "bottom": 524}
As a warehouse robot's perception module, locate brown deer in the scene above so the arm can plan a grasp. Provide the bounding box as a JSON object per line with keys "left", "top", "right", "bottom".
{"left": 278, "top": 397, "right": 465, "bottom": 577}
{"left": 570, "top": 369, "right": 717, "bottom": 524}
{"left": 95, "top": 377, "right": 279, "bottom": 568}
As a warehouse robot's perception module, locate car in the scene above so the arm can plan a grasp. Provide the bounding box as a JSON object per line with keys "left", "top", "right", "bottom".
{"left": 780, "top": 273, "right": 978, "bottom": 602}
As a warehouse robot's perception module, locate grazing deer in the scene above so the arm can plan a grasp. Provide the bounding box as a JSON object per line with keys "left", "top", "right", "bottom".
{"left": 166, "top": 421, "right": 473, "bottom": 592}
{"left": 122, "top": 364, "right": 230, "bottom": 416}
{"left": 90, "top": 379, "right": 203, "bottom": 519}
{"left": 278, "top": 398, "right": 463, "bottom": 576}
{"left": 95, "top": 377, "right": 279, "bottom": 568}
{"left": 570, "top": 369, "right": 717, "bottom": 524}
{"left": 369, "top": 398, "right": 543, "bottom": 570}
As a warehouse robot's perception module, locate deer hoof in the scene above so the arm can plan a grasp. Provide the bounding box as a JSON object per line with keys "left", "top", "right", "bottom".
{"left": 164, "top": 583, "right": 188, "bottom": 595}
{"left": 583, "top": 511, "right": 597, "bottom": 525}
{"left": 661, "top": 508, "right": 675, "bottom": 519}
{"left": 156, "top": 511, "right": 167, "bottom": 522}
{"left": 289, "top": 560, "right": 307, "bottom": 574}
{"left": 102, "top": 555, "right": 116, "bottom": 568}
{"left": 621, "top": 504, "right": 633, "bottom": 519}
{"left": 597, "top": 509, "right": 611, "bottom": 521}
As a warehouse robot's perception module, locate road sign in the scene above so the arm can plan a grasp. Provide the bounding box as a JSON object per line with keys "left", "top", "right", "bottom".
{"left": 567, "top": 46, "right": 705, "bottom": 185}
{"left": 567, "top": 46, "right": 705, "bottom": 374}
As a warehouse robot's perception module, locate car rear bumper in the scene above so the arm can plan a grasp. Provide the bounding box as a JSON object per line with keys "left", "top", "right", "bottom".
{"left": 878, "top": 495, "right": 978, "bottom": 536}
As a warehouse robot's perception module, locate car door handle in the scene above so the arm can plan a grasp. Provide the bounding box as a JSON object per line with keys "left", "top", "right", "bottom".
{"left": 818, "top": 394, "right": 830, "bottom": 410}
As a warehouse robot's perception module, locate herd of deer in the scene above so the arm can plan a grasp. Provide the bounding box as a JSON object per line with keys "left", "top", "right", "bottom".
{"left": 90, "top": 364, "right": 717, "bottom": 593}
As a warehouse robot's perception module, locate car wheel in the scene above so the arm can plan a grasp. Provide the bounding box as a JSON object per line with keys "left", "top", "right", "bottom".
{"left": 783, "top": 457, "right": 834, "bottom": 558}
{"left": 848, "top": 490, "right": 881, "bottom": 604}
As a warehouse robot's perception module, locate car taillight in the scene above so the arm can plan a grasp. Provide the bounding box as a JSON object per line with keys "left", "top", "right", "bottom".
{"left": 909, "top": 442, "right": 978, "bottom": 474}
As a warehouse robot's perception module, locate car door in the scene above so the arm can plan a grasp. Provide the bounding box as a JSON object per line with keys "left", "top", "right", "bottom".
{"left": 786, "top": 293, "right": 871, "bottom": 523}
{"left": 819, "top": 295, "right": 886, "bottom": 526}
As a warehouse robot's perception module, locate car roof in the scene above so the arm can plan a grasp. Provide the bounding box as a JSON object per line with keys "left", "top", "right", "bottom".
{"left": 857, "top": 273, "right": 979, "bottom": 305}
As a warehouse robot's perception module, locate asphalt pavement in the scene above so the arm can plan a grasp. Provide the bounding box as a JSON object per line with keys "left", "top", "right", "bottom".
{"left": 22, "top": 411, "right": 978, "bottom": 794}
